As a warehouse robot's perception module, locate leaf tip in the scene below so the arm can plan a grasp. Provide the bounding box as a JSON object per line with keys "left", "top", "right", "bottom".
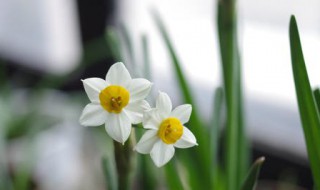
{"left": 289, "top": 15, "right": 300, "bottom": 46}
{"left": 290, "top": 15, "right": 296, "bottom": 24}
{"left": 256, "top": 156, "right": 265, "bottom": 164}
{"left": 252, "top": 156, "right": 266, "bottom": 168}
{"left": 289, "top": 15, "right": 297, "bottom": 32}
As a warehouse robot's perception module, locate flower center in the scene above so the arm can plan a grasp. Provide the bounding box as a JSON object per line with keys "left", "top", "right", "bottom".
{"left": 158, "top": 117, "right": 183, "bottom": 144}
{"left": 99, "top": 85, "right": 130, "bottom": 113}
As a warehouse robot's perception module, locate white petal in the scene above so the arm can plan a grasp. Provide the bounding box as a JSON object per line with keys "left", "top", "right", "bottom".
{"left": 170, "top": 104, "right": 192, "bottom": 124}
{"left": 105, "top": 62, "right": 131, "bottom": 86}
{"left": 174, "top": 127, "right": 198, "bottom": 148}
{"left": 134, "top": 130, "right": 158, "bottom": 154}
{"left": 124, "top": 100, "right": 151, "bottom": 124}
{"left": 127, "top": 78, "right": 152, "bottom": 102}
{"left": 82, "top": 78, "right": 108, "bottom": 103}
{"left": 156, "top": 92, "right": 172, "bottom": 118}
{"left": 79, "top": 103, "right": 107, "bottom": 126}
{"left": 105, "top": 112, "right": 131, "bottom": 143}
{"left": 142, "top": 109, "right": 162, "bottom": 130}
{"left": 150, "top": 140, "right": 175, "bottom": 167}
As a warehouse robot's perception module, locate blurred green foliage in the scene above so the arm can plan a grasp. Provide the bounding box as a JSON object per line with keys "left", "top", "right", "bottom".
{"left": 217, "top": 0, "right": 249, "bottom": 189}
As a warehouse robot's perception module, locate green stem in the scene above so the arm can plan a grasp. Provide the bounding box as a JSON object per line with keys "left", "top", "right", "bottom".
{"left": 114, "top": 133, "right": 136, "bottom": 190}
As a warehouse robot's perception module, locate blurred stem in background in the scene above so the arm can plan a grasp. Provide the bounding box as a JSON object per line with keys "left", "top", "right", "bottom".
{"left": 120, "top": 24, "right": 135, "bottom": 68}
{"left": 0, "top": 60, "right": 6, "bottom": 89}
{"left": 0, "top": 134, "right": 12, "bottom": 190}
{"left": 217, "top": 0, "right": 249, "bottom": 189}
{"left": 142, "top": 35, "right": 152, "bottom": 82}
{"left": 0, "top": 62, "right": 13, "bottom": 190}
{"left": 211, "top": 87, "right": 223, "bottom": 189}
{"left": 0, "top": 60, "right": 11, "bottom": 98}
{"left": 102, "top": 155, "right": 118, "bottom": 190}
{"left": 105, "top": 28, "right": 123, "bottom": 62}
{"left": 12, "top": 140, "right": 35, "bottom": 190}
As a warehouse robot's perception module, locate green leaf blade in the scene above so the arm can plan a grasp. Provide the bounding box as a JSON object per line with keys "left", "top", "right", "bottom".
{"left": 313, "top": 88, "right": 320, "bottom": 114}
{"left": 217, "top": 0, "right": 249, "bottom": 189}
{"left": 240, "top": 157, "right": 265, "bottom": 190}
{"left": 289, "top": 15, "right": 320, "bottom": 188}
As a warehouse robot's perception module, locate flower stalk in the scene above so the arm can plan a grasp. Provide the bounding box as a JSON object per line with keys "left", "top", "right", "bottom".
{"left": 114, "top": 132, "right": 136, "bottom": 190}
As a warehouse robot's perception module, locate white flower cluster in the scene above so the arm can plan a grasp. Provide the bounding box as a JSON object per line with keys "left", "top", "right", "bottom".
{"left": 80, "top": 62, "right": 197, "bottom": 167}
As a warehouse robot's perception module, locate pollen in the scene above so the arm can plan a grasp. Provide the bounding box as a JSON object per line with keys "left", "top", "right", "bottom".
{"left": 158, "top": 117, "right": 183, "bottom": 144}
{"left": 99, "top": 85, "right": 130, "bottom": 113}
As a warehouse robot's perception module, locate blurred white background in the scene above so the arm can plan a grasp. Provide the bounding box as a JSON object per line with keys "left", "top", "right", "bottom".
{"left": 0, "top": 0, "right": 81, "bottom": 74}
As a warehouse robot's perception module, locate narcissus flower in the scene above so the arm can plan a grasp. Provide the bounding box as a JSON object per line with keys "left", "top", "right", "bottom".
{"left": 80, "top": 62, "right": 152, "bottom": 143}
{"left": 135, "top": 92, "right": 198, "bottom": 167}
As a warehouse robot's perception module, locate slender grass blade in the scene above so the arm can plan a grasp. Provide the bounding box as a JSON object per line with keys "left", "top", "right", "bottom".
{"left": 240, "top": 157, "right": 265, "bottom": 190}
{"left": 289, "top": 15, "right": 320, "bottom": 188}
